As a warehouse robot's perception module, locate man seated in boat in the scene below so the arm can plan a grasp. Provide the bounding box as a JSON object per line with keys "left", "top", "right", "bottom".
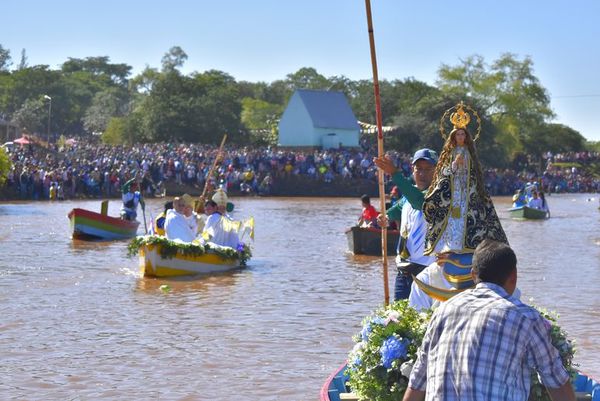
{"left": 120, "top": 179, "right": 144, "bottom": 221}
{"left": 527, "top": 190, "right": 544, "bottom": 210}
{"left": 164, "top": 194, "right": 196, "bottom": 243}
{"left": 201, "top": 190, "right": 240, "bottom": 249}
{"left": 357, "top": 194, "right": 379, "bottom": 228}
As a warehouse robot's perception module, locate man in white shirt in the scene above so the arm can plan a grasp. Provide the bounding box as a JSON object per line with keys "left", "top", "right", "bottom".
{"left": 165, "top": 195, "right": 195, "bottom": 243}
{"left": 528, "top": 191, "right": 544, "bottom": 209}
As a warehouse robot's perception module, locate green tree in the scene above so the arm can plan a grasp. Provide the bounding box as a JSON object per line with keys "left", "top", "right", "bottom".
{"left": 535, "top": 123, "right": 586, "bottom": 154}
{"left": 17, "top": 49, "right": 28, "bottom": 70}
{"left": 437, "top": 53, "right": 554, "bottom": 156}
{"left": 12, "top": 97, "right": 46, "bottom": 134}
{"left": 285, "top": 67, "right": 329, "bottom": 91}
{"left": 241, "top": 97, "right": 282, "bottom": 145}
{"left": 102, "top": 116, "right": 127, "bottom": 144}
{"left": 161, "top": 46, "right": 188, "bottom": 73}
{"left": 0, "top": 146, "right": 11, "bottom": 186}
{"left": 83, "top": 88, "right": 129, "bottom": 134}
{"left": 0, "top": 45, "right": 11, "bottom": 71}
{"left": 61, "top": 56, "right": 131, "bottom": 86}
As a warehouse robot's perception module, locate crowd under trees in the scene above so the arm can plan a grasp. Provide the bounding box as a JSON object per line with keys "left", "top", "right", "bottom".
{"left": 0, "top": 44, "right": 597, "bottom": 175}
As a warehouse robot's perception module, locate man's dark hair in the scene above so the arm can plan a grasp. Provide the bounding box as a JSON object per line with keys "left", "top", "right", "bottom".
{"left": 361, "top": 194, "right": 370, "bottom": 204}
{"left": 205, "top": 200, "right": 217, "bottom": 208}
{"left": 164, "top": 201, "right": 174, "bottom": 212}
{"left": 471, "top": 240, "right": 517, "bottom": 286}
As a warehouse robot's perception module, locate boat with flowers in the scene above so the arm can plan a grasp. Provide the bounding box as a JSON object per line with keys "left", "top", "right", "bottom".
{"left": 320, "top": 365, "right": 600, "bottom": 401}
{"left": 128, "top": 235, "right": 251, "bottom": 278}
{"left": 346, "top": 226, "right": 400, "bottom": 256}
{"left": 68, "top": 202, "right": 139, "bottom": 240}
{"left": 320, "top": 300, "right": 598, "bottom": 401}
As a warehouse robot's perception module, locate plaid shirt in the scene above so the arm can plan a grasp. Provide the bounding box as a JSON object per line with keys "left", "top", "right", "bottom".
{"left": 409, "top": 282, "right": 569, "bottom": 401}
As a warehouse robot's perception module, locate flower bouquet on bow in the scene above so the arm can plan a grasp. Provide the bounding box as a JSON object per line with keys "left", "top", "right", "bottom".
{"left": 346, "top": 300, "right": 577, "bottom": 401}
{"left": 347, "top": 300, "right": 431, "bottom": 401}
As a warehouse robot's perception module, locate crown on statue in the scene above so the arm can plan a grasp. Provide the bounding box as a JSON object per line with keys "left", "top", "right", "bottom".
{"left": 439, "top": 101, "right": 482, "bottom": 141}
{"left": 450, "top": 102, "right": 471, "bottom": 129}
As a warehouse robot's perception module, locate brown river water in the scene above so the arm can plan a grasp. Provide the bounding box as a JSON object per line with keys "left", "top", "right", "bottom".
{"left": 1, "top": 194, "right": 599, "bottom": 400}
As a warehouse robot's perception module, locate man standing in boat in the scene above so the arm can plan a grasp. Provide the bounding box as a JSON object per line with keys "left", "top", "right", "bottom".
{"left": 120, "top": 178, "right": 144, "bottom": 221}
{"left": 374, "top": 148, "right": 438, "bottom": 300}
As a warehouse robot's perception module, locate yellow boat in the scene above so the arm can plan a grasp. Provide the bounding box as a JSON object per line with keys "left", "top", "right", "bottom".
{"left": 130, "top": 236, "right": 251, "bottom": 278}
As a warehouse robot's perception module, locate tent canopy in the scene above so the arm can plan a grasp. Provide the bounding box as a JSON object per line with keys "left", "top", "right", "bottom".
{"left": 13, "top": 136, "right": 31, "bottom": 145}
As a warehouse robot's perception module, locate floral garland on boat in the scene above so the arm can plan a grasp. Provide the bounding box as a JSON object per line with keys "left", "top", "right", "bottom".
{"left": 127, "top": 235, "right": 252, "bottom": 265}
{"left": 347, "top": 300, "right": 576, "bottom": 401}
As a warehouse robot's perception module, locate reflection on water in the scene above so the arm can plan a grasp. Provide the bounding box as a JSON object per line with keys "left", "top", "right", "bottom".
{"left": 0, "top": 195, "right": 598, "bottom": 400}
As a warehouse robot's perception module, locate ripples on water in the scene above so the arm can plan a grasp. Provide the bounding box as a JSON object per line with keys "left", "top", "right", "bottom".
{"left": 0, "top": 195, "right": 598, "bottom": 400}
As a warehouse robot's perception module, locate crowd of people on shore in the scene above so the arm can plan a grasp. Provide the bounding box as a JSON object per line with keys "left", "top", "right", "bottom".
{"left": 2, "top": 139, "right": 599, "bottom": 201}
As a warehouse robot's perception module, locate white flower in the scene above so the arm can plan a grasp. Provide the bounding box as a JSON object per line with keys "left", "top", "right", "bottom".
{"left": 400, "top": 359, "right": 414, "bottom": 378}
{"left": 352, "top": 341, "right": 365, "bottom": 353}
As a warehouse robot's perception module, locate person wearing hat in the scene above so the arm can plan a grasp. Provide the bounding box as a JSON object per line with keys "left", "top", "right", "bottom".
{"left": 374, "top": 148, "right": 438, "bottom": 300}
{"left": 120, "top": 177, "right": 144, "bottom": 221}
{"left": 164, "top": 194, "right": 195, "bottom": 242}
{"left": 202, "top": 190, "right": 240, "bottom": 249}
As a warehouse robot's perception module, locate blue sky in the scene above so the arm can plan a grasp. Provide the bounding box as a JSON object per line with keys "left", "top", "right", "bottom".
{"left": 3, "top": 0, "right": 600, "bottom": 141}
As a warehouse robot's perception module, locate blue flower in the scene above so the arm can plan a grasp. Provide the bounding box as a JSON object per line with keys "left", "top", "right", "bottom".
{"left": 372, "top": 317, "right": 386, "bottom": 326}
{"left": 380, "top": 336, "right": 409, "bottom": 369}
{"left": 352, "top": 355, "right": 362, "bottom": 367}
{"left": 360, "top": 323, "right": 372, "bottom": 342}
{"left": 236, "top": 242, "right": 246, "bottom": 252}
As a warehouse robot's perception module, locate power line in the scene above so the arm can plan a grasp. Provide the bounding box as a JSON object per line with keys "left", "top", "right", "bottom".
{"left": 552, "top": 94, "right": 600, "bottom": 98}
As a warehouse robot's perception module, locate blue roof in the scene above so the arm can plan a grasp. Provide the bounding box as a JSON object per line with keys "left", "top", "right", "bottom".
{"left": 295, "top": 89, "right": 359, "bottom": 130}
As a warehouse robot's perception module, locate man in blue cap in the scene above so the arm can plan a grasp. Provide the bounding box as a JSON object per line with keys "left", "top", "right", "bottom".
{"left": 374, "top": 149, "right": 438, "bottom": 300}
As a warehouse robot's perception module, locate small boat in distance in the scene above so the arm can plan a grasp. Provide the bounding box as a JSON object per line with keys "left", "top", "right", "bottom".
{"left": 508, "top": 205, "right": 549, "bottom": 220}
{"left": 68, "top": 200, "right": 140, "bottom": 240}
{"left": 346, "top": 226, "right": 399, "bottom": 256}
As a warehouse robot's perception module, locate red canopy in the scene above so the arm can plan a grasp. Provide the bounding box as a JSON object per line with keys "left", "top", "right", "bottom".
{"left": 13, "top": 136, "right": 31, "bottom": 145}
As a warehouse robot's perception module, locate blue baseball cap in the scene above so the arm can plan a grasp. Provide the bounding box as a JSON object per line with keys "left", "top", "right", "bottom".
{"left": 412, "top": 148, "right": 438, "bottom": 165}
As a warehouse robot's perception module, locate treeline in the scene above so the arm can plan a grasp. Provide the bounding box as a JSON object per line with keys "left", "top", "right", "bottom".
{"left": 0, "top": 45, "right": 597, "bottom": 169}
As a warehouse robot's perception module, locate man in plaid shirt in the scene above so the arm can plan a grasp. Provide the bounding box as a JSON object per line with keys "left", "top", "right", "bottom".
{"left": 403, "top": 240, "right": 575, "bottom": 401}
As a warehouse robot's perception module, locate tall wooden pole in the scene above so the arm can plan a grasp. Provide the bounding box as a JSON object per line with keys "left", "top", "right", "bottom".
{"left": 201, "top": 134, "right": 228, "bottom": 200}
{"left": 364, "top": 0, "right": 390, "bottom": 305}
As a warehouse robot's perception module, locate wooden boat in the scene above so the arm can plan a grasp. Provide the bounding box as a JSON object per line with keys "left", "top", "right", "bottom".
{"left": 508, "top": 205, "right": 549, "bottom": 220}
{"left": 68, "top": 204, "right": 139, "bottom": 240}
{"left": 320, "top": 364, "right": 600, "bottom": 401}
{"left": 345, "top": 226, "right": 399, "bottom": 256}
{"left": 138, "top": 242, "right": 243, "bottom": 278}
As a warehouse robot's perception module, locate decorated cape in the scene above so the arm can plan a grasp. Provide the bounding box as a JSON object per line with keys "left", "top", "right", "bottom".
{"left": 422, "top": 152, "right": 507, "bottom": 255}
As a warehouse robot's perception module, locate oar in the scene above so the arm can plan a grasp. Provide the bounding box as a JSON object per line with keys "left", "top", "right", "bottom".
{"left": 197, "top": 134, "right": 228, "bottom": 213}
{"left": 364, "top": 0, "right": 390, "bottom": 305}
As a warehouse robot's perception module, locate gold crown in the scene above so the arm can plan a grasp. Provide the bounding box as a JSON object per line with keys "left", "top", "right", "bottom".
{"left": 450, "top": 102, "right": 470, "bottom": 129}
{"left": 439, "top": 101, "right": 482, "bottom": 141}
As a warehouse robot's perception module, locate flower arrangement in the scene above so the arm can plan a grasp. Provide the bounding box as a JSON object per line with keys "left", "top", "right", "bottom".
{"left": 127, "top": 235, "right": 252, "bottom": 265}
{"left": 528, "top": 308, "right": 577, "bottom": 401}
{"left": 347, "top": 300, "right": 576, "bottom": 401}
{"left": 347, "top": 301, "right": 431, "bottom": 401}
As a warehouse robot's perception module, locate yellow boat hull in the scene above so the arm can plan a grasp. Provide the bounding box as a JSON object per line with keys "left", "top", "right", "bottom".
{"left": 139, "top": 243, "right": 242, "bottom": 278}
